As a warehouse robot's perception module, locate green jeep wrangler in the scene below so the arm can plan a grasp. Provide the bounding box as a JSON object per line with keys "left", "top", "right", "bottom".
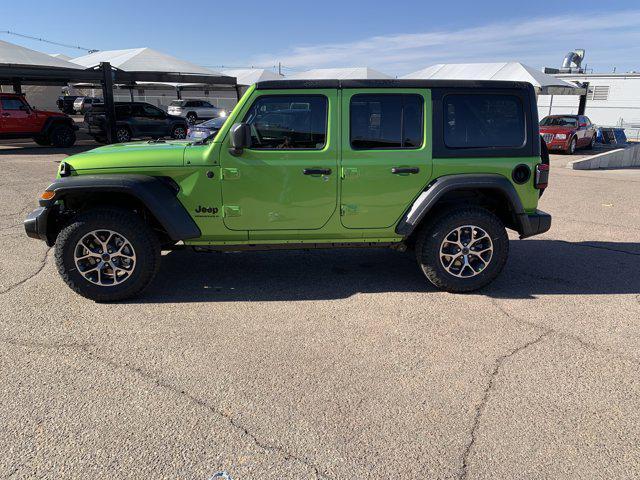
{"left": 24, "top": 80, "right": 551, "bottom": 301}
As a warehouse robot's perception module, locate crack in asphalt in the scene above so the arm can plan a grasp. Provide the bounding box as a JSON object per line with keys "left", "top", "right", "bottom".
{"left": 0, "top": 337, "right": 331, "bottom": 480}
{"left": 491, "top": 298, "right": 640, "bottom": 367}
{"left": 459, "top": 330, "right": 551, "bottom": 480}
{"left": 0, "top": 247, "right": 51, "bottom": 295}
{"left": 558, "top": 240, "right": 640, "bottom": 257}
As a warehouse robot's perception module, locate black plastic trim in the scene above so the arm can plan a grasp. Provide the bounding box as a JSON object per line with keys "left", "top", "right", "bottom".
{"left": 24, "top": 206, "right": 50, "bottom": 242}
{"left": 38, "top": 174, "right": 201, "bottom": 241}
{"left": 395, "top": 174, "right": 527, "bottom": 236}
{"left": 256, "top": 79, "right": 535, "bottom": 91}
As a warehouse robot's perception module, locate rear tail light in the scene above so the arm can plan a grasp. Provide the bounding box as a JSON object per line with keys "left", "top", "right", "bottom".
{"left": 534, "top": 163, "right": 549, "bottom": 189}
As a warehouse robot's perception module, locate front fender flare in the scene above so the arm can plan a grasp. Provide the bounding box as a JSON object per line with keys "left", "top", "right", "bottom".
{"left": 40, "top": 174, "right": 201, "bottom": 241}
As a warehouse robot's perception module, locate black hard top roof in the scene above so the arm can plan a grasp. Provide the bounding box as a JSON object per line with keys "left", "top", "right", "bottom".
{"left": 255, "top": 79, "right": 533, "bottom": 91}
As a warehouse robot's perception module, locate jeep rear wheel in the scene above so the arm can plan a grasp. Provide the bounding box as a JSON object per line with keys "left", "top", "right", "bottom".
{"left": 415, "top": 207, "right": 508, "bottom": 292}
{"left": 55, "top": 208, "right": 161, "bottom": 302}
{"left": 50, "top": 124, "right": 76, "bottom": 148}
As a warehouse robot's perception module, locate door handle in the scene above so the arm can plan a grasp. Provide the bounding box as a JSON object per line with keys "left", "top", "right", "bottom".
{"left": 303, "top": 168, "right": 332, "bottom": 175}
{"left": 391, "top": 167, "right": 420, "bottom": 174}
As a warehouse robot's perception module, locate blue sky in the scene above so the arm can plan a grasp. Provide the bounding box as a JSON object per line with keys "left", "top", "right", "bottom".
{"left": 2, "top": 0, "right": 640, "bottom": 75}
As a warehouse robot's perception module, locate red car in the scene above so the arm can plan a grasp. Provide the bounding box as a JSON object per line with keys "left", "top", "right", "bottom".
{"left": 539, "top": 115, "right": 596, "bottom": 154}
{"left": 0, "top": 93, "right": 77, "bottom": 147}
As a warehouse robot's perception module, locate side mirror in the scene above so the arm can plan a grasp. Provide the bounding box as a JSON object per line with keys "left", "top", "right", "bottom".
{"left": 229, "top": 122, "right": 251, "bottom": 156}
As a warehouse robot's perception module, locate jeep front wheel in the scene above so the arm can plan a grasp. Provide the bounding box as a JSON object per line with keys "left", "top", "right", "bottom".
{"left": 55, "top": 208, "right": 161, "bottom": 302}
{"left": 50, "top": 124, "right": 76, "bottom": 148}
{"left": 415, "top": 207, "right": 508, "bottom": 292}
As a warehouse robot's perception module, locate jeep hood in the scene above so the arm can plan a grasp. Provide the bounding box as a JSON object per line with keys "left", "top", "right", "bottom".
{"left": 66, "top": 140, "right": 189, "bottom": 172}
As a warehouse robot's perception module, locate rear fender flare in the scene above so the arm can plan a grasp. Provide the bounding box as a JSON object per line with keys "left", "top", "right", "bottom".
{"left": 395, "top": 174, "right": 527, "bottom": 236}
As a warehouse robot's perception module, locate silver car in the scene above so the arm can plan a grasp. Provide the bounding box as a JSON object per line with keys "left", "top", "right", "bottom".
{"left": 73, "top": 96, "right": 102, "bottom": 115}
{"left": 167, "top": 99, "right": 226, "bottom": 124}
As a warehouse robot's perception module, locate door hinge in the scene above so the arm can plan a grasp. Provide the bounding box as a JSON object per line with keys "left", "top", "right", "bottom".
{"left": 223, "top": 205, "right": 242, "bottom": 217}
{"left": 221, "top": 168, "right": 240, "bottom": 180}
{"left": 342, "top": 167, "right": 359, "bottom": 179}
{"left": 340, "top": 204, "right": 358, "bottom": 216}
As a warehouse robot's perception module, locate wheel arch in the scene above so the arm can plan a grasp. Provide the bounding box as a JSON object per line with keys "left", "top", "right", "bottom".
{"left": 42, "top": 116, "right": 75, "bottom": 136}
{"left": 397, "top": 174, "right": 527, "bottom": 241}
{"left": 40, "top": 174, "right": 201, "bottom": 246}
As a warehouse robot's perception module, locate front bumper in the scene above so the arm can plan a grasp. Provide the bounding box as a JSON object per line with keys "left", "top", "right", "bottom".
{"left": 517, "top": 210, "right": 552, "bottom": 239}
{"left": 24, "top": 206, "right": 52, "bottom": 245}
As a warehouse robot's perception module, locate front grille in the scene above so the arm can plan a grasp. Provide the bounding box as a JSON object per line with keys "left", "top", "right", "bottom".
{"left": 542, "top": 133, "right": 554, "bottom": 143}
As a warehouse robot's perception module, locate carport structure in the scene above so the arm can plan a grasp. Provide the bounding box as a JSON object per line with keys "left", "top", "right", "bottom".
{"left": 403, "top": 62, "right": 589, "bottom": 114}
{"left": 0, "top": 40, "right": 236, "bottom": 143}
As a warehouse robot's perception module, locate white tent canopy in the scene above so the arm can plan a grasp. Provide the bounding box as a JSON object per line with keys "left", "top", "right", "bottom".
{"left": 286, "top": 67, "right": 392, "bottom": 80}
{"left": 49, "top": 53, "right": 73, "bottom": 61}
{"left": 72, "top": 48, "right": 220, "bottom": 75}
{"left": 403, "top": 62, "right": 582, "bottom": 94}
{"left": 221, "top": 68, "right": 283, "bottom": 86}
{"left": 0, "top": 39, "right": 83, "bottom": 69}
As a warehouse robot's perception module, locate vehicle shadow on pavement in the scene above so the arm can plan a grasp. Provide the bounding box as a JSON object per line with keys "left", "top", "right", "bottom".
{"left": 0, "top": 144, "right": 98, "bottom": 156}
{"left": 134, "top": 239, "right": 640, "bottom": 303}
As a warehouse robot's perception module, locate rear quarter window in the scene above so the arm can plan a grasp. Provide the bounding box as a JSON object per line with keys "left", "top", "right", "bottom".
{"left": 444, "top": 94, "right": 525, "bottom": 149}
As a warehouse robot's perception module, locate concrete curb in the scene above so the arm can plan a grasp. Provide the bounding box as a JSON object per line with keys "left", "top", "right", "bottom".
{"left": 567, "top": 143, "right": 640, "bottom": 170}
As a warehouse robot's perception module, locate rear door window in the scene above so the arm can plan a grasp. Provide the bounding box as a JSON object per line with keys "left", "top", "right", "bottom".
{"left": 444, "top": 94, "right": 525, "bottom": 148}
{"left": 350, "top": 94, "right": 423, "bottom": 149}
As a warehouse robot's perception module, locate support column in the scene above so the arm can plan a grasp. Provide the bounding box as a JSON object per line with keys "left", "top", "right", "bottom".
{"left": 100, "top": 62, "right": 117, "bottom": 144}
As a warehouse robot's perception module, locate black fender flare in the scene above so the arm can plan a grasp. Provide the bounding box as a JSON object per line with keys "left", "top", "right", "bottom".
{"left": 42, "top": 116, "right": 76, "bottom": 136}
{"left": 40, "top": 174, "right": 201, "bottom": 241}
{"left": 395, "top": 173, "right": 536, "bottom": 237}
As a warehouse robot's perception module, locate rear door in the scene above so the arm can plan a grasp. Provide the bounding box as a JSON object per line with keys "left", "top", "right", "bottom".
{"left": 339, "top": 89, "right": 432, "bottom": 228}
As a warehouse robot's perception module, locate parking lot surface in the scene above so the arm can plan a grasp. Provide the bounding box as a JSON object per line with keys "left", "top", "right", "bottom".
{"left": 1, "top": 141, "right": 639, "bottom": 479}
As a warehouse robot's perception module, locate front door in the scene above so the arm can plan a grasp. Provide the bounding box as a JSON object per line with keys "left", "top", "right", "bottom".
{"left": 0, "top": 96, "right": 32, "bottom": 134}
{"left": 220, "top": 90, "right": 338, "bottom": 231}
{"left": 340, "top": 89, "right": 432, "bottom": 228}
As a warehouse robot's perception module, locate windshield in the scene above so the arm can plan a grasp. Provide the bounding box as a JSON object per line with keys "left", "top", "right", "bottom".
{"left": 540, "top": 116, "right": 578, "bottom": 127}
{"left": 201, "top": 117, "right": 227, "bottom": 128}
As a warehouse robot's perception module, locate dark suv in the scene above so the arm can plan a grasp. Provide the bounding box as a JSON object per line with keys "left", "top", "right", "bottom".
{"left": 84, "top": 102, "right": 188, "bottom": 143}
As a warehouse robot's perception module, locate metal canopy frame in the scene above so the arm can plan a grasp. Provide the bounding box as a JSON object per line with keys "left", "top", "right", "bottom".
{"left": 0, "top": 62, "right": 237, "bottom": 143}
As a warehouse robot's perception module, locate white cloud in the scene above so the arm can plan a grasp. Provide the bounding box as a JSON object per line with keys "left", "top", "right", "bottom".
{"left": 251, "top": 11, "right": 640, "bottom": 75}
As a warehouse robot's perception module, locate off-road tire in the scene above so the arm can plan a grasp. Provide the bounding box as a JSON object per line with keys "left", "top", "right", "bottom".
{"left": 33, "top": 135, "right": 51, "bottom": 146}
{"left": 415, "top": 207, "right": 509, "bottom": 292}
{"left": 49, "top": 124, "right": 76, "bottom": 148}
{"left": 55, "top": 208, "right": 161, "bottom": 302}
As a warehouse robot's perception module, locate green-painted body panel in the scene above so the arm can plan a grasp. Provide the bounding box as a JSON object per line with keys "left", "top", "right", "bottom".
{"left": 59, "top": 83, "right": 542, "bottom": 246}
{"left": 431, "top": 156, "right": 540, "bottom": 213}
{"left": 339, "top": 88, "right": 433, "bottom": 228}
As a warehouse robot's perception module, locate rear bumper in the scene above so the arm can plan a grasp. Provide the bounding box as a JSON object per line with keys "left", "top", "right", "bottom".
{"left": 24, "top": 207, "right": 52, "bottom": 244}
{"left": 517, "top": 210, "right": 552, "bottom": 239}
